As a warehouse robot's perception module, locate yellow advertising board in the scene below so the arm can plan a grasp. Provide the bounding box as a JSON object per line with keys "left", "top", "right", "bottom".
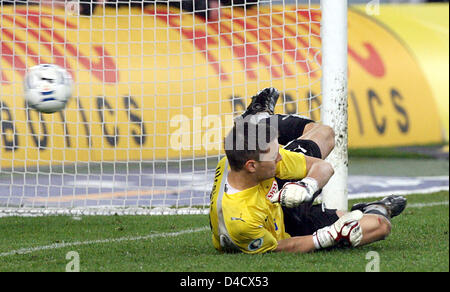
{"left": 345, "top": 7, "right": 443, "bottom": 148}
{"left": 0, "top": 4, "right": 444, "bottom": 167}
{"left": 352, "top": 3, "right": 449, "bottom": 142}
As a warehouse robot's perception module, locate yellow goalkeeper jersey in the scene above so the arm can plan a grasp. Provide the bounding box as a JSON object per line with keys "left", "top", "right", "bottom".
{"left": 209, "top": 147, "right": 308, "bottom": 254}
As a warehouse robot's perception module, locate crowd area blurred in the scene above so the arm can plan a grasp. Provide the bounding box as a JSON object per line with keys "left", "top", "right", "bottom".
{"left": 0, "top": 1, "right": 257, "bottom": 20}
{"left": 1, "top": 0, "right": 447, "bottom": 20}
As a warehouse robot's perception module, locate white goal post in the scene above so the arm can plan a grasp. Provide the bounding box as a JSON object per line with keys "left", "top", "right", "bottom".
{"left": 321, "top": 0, "right": 349, "bottom": 211}
{"left": 0, "top": 0, "right": 348, "bottom": 216}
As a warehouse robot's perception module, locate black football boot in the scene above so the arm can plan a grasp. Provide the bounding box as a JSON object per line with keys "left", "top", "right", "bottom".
{"left": 351, "top": 195, "right": 407, "bottom": 219}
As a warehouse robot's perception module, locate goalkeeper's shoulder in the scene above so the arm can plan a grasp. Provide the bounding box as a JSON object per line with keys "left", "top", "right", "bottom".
{"left": 279, "top": 146, "right": 303, "bottom": 157}
{"left": 276, "top": 147, "right": 308, "bottom": 179}
{"left": 279, "top": 147, "right": 308, "bottom": 164}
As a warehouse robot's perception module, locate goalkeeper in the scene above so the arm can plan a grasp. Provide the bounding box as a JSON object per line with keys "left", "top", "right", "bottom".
{"left": 209, "top": 91, "right": 406, "bottom": 254}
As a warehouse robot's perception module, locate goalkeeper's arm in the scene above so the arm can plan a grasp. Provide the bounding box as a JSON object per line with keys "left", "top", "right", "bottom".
{"left": 270, "top": 156, "right": 334, "bottom": 207}
{"left": 274, "top": 211, "right": 364, "bottom": 253}
{"left": 303, "top": 155, "right": 334, "bottom": 191}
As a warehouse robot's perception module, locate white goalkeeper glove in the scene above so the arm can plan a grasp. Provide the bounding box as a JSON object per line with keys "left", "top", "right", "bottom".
{"left": 269, "top": 178, "right": 318, "bottom": 208}
{"left": 313, "top": 210, "right": 364, "bottom": 249}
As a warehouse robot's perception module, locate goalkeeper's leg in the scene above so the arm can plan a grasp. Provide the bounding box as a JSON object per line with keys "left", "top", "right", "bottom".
{"left": 281, "top": 202, "right": 394, "bottom": 250}
{"left": 348, "top": 195, "right": 407, "bottom": 246}
{"left": 273, "top": 114, "right": 335, "bottom": 159}
{"left": 306, "top": 210, "right": 392, "bottom": 249}
{"left": 334, "top": 195, "right": 407, "bottom": 246}
{"left": 298, "top": 122, "right": 335, "bottom": 159}
{"left": 333, "top": 211, "right": 392, "bottom": 247}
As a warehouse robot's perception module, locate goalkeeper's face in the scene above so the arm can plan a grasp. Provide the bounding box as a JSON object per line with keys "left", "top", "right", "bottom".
{"left": 255, "top": 139, "right": 282, "bottom": 181}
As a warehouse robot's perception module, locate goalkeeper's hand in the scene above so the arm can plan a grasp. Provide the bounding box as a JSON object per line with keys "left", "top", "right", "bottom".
{"left": 313, "top": 210, "right": 364, "bottom": 249}
{"left": 268, "top": 178, "right": 318, "bottom": 208}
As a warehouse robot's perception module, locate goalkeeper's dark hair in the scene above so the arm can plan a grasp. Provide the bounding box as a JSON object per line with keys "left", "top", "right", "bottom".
{"left": 224, "top": 121, "right": 278, "bottom": 171}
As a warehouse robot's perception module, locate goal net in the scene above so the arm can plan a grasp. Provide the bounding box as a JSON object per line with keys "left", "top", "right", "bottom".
{"left": 0, "top": 0, "right": 347, "bottom": 216}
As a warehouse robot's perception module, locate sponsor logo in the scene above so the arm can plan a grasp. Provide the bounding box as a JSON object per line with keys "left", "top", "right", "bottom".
{"left": 265, "top": 181, "right": 279, "bottom": 200}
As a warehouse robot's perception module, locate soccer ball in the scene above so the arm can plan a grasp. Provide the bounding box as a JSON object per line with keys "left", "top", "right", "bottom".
{"left": 24, "top": 64, "right": 73, "bottom": 113}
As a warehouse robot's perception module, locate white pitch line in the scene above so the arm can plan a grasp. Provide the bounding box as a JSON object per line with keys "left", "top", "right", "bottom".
{"left": 0, "top": 226, "right": 209, "bottom": 258}
{"left": 349, "top": 186, "right": 449, "bottom": 200}
{"left": 407, "top": 201, "right": 449, "bottom": 208}
{"left": 0, "top": 201, "right": 448, "bottom": 258}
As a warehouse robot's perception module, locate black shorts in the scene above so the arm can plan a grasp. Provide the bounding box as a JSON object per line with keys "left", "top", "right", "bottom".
{"left": 263, "top": 114, "right": 314, "bottom": 146}
{"left": 276, "top": 178, "right": 339, "bottom": 237}
{"left": 282, "top": 203, "right": 339, "bottom": 237}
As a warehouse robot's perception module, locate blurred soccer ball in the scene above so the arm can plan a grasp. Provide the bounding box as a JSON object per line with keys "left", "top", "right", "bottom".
{"left": 24, "top": 64, "right": 73, "bottom": 113}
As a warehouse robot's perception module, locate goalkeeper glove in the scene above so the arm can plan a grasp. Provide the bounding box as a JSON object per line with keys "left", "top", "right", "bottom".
{"left": 269, "top": 177, "right": 318, "bottom": 208}
{"left": 312, "top": 210, "right": 364, "bottom": 249}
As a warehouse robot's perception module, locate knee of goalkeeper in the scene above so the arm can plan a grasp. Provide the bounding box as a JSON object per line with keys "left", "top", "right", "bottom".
{"left": 313, "top": 210, "right": 364, "bottom": 249}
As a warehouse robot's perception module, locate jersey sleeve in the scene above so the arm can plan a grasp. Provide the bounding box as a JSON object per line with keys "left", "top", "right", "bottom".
{"left": 227, "top": 220, "right": 278, "bottom": 254}
{"left": 275, "top": 147, "right": 307, "bottom": 180}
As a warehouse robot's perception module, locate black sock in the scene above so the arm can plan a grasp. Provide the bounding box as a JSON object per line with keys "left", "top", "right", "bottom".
{"left": 364, "top": 204, "right": 391, "bottom": 222}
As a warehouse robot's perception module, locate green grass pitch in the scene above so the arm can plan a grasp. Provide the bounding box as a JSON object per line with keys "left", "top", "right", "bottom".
{"left": 0, "top": 191, "right": 448, "bottom": 272}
